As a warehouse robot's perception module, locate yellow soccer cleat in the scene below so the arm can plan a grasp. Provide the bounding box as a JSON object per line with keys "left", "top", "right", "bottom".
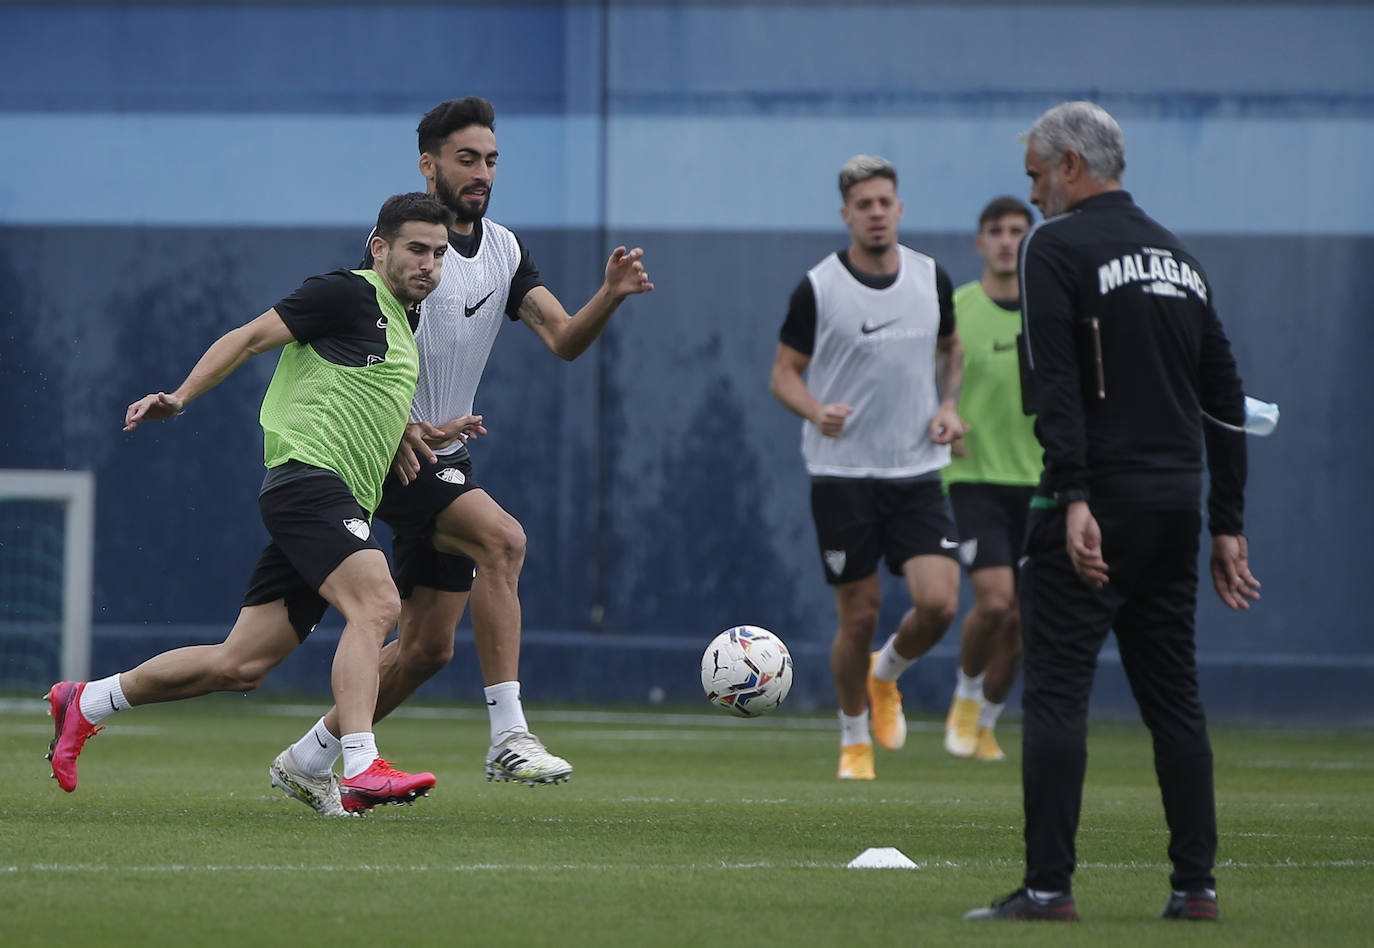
{"left": 973, "top": 726, "right": 1005, "bottom": 762}
{"left": 867, "top": 652, "right": 907, "bottom": 751}
{"left": 944, "top": 696, "right": 980, "bottom": 758}
{"left": 837, "top": 742, "right": 876, "bottom": 780}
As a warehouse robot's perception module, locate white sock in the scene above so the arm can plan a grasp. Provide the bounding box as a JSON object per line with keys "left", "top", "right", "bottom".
{"left": 839, "top": 709, "right": 870, "bottom": 746}
{"left": 978, "top": 699, "right": 1006, "bottom": 730}
{"left": 79, "top": 674, "right": 130, "bottom": 724}
{"left": 955, "top": 669, "right": 985, "bottom": 702}
{"left": 340, "top": 732, "right": 378, "bottom": 779}
{"left": 871, "top": 634, "right": 916, "bottom": 681}
{"left": 291, "top": 717, "right": 342, "bottom": 776}
{"left": 484, "top": 681, "right": 528, "bottom": 743}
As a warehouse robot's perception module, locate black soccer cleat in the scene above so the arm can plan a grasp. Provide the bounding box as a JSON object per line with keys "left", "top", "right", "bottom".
{"left": 1161, "top": 889, "right": 1218, "bottom": 921}
{"left": 964, "top": 888, "right": 1079, "bottom": 921}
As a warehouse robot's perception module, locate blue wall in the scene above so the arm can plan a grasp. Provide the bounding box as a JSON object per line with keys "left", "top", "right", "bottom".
{"left": 2, "top": 2, "right": 1370, "bottom": 720}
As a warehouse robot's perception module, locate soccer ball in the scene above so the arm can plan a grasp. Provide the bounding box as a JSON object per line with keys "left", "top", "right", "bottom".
{"left": 700, "top": 625, "right": 793, "bottom": 717}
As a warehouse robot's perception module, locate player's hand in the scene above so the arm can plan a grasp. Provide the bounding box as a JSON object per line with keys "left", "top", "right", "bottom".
{"left": 928, "top": 404, "right": 970, "bottom": 445}
{"left": 428, "top": 414, "right": 487, "bottom": 450}
{"left": 604, "top": 246, "right": 654, "bottom": 299}
{"left": 1065, "top": 500, "right": 1109, "bottom": 588}
{"left": 950, "top": 435, "right": 969, "bottom": 459}
{"left": 814, "top": 403, "right": 854, "bottom": 438}
{"left": 1210, "top": 534, "right": 1261, "bottom": 610}
{"left": 392, "top": 422, "right": 441, "bottom": 485}
{"left": 124, "top": 392, "right": 184, "bottom": 432}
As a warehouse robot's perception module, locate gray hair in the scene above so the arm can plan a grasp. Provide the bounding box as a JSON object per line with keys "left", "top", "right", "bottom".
{"left": 838, "top": 154, "right": 897, "bottom": 199}
{"left": 1021, "top": 101, "right": 1125, "bottom": 181}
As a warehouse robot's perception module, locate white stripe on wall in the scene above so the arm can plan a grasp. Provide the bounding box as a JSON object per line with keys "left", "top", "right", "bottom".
{"left": 2, "top": 113, "right": 1370, "bottom": 234}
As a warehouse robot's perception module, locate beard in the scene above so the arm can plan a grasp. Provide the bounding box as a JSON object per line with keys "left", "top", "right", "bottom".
{"left": 383, "top": 260, "right": 429, "bottom": 306}
{"left": 1041, "top": 176, "right": 1068, "bottom": 218}
{"left": 435, "top": 172, "right": 490, "bottom": 224}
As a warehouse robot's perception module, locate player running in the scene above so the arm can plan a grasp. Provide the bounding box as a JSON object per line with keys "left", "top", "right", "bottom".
{"left": 48, "top": 193, "right": 453, "bottom": 813}
{"left": 269, "top": 97, "right": 653, "bottom": 814}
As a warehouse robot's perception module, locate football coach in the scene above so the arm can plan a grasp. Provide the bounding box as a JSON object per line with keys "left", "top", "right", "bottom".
{"left": 965, "top": 100, "right": 1262, "bottom": 923}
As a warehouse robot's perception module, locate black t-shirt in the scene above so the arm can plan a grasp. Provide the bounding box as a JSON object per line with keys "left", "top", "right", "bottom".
{"left": 273, "top": 269, "right": 415, "bottom": 368}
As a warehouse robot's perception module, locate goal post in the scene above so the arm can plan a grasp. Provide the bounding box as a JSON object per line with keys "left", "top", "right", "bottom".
{"left": 0, "top": 469, "right": 94, "bottom": 686}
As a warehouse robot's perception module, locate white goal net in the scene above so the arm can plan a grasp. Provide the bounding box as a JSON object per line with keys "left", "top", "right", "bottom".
{"left": 0, "top": 470, "right": 94, "bottom": 690}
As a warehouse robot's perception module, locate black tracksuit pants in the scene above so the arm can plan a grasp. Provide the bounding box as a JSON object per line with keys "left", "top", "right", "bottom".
{"left": 1018, "top": 504, "right": 1217, "bottom": 894}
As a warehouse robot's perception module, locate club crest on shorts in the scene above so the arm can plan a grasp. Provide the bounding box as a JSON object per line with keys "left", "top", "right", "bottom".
{"left": 437, "top": 468, "right": 466, "bottom": 485}
{"left": 342, "top": 518, "right": 370, "bottom": 541}
{"left": 959, "top": 538, "right": 978, "bottom": 567}
{"left": 824, "top": 549, "right": 847, "bottom": 577}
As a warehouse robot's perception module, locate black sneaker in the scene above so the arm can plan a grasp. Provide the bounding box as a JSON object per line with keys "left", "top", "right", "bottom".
{"left": 964, "top": 888, "right": 1079, "bottom": 921}
{"left": 1161, "top": 889, "right": 1218, "bottom": 921}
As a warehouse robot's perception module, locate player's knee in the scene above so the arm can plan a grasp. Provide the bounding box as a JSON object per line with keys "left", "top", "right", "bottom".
{"left": 838, "top": 606, "right": 880, "bottom": 643}
{"left": 978, "top": 594, "right": 1017, "bottom": 629}
{"left": 477, "top": 520, "right": 526, "bottom": 574}
{"left": 353, "top": 588, "right": 402, "bottom": 641}
{"left": 403, "top": 633, "right": 454, "bottom": 677}
{"left": 919, "top": 596, "right": 959, "bottom": 630}
{"left": 217, "top": 653, "right": 276, "bottom": 692}
{"left": 373, "top": 597, "right": 403, "bottom": 638}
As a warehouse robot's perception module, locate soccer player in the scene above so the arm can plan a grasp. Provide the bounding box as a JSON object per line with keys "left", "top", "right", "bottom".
{"left": 270, "top": 97, "right": 654, "bottom": 813}
{"left": 770, "top": 155, "right": 968, "bottom": 780}
{"left": 941, "top": 196, "right": 1040, "bottom": 762}
{"left": 46, "top": 192, "right": 456, "bottom": 813}
{"left": 965, "top": 101, "right": 1260, "bottom": 922}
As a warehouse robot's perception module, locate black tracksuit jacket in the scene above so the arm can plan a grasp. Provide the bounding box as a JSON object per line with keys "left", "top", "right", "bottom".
{"left": 1019, "top": 190, "right": 1247, "bottom": 535}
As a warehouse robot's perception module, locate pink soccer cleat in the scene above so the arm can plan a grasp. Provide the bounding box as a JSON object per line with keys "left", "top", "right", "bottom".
{"left": 339, "top": 758, "right": 436, "bottom": 813}
{"left": 45, "top": 681, "right": 102, "bottom": 792}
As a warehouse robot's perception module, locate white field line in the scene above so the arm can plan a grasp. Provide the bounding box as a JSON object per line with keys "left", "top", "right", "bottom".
{"left": 0, "top": 698, "right": 941, "bottom": 733}
{"left": 564, "top": 729, "right": 824, "bottom": 741}
{"left": 3, "top": 698, "right": 1371, "bottom": 744}
{"left": 3, "top": 700, "right": 1366, "bottom": 767}
{"left": 0, "top": 722, "right": 165, "bottom": 736}
{"left": 1238, "top": 759, "right": 1374, "bottom": 770}
{"left": 7, "top": 857, "right": 1373, "bottom": 875}
{"left": 1232, "top": 831, "right": 1374, "bottom": 841}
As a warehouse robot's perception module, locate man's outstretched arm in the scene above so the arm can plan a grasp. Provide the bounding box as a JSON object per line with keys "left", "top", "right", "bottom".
{"left": 518, "top": 246, "right": 654, "bottom": 361}
{"left": 124, "top": 309, "right": 295, "bottom": 431}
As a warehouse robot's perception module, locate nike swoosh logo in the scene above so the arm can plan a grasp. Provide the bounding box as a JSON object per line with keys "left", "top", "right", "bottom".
{"left": 486, "top": 699, "right": 497, "bottom": 706}
{"left": 315, "top": 732, "right": 328, "bottom": 749}
{"left": 939, "top": 537, "right": 959, "bottom": 549}
{"left": 464, "top": 290, "right": 495, "bottom": 318}
{"left": 860, "top": 318, "right": 901, "bottom": 335}
{"left": 993, "top": 340, "right": 1017, "bottom": 351}
{"left": 376, "top": 316, "right": 388, "bottom": 329}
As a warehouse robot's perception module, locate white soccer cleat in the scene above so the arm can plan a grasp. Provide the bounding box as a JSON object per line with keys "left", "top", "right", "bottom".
{"left": 269, "top": 748, "right": 352, "bottom": 817}
{"left": 484, "top": 731, "right": 572, "bottom": 786}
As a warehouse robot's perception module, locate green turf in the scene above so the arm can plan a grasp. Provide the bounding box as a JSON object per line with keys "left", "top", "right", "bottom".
{"left": 2, "top": 696, "right": 1371, "bottom": 947}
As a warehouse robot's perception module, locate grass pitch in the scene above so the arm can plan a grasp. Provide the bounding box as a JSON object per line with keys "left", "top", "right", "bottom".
{"left": 3, "top": 695, "right": 1371, "bottom": 947}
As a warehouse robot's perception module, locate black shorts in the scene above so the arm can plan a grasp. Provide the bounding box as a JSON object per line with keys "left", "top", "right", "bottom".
{"left": 374, "top": 447, "right": 482, "bottom": 597}
{"left": 810, "top": 475, "right": 959, "bottom": 585}
{"left": 947, "top": 482, "right": 1035, "bottom": 572}
{"left": 242, "top": 472, "right": 384, "bottom": 640}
